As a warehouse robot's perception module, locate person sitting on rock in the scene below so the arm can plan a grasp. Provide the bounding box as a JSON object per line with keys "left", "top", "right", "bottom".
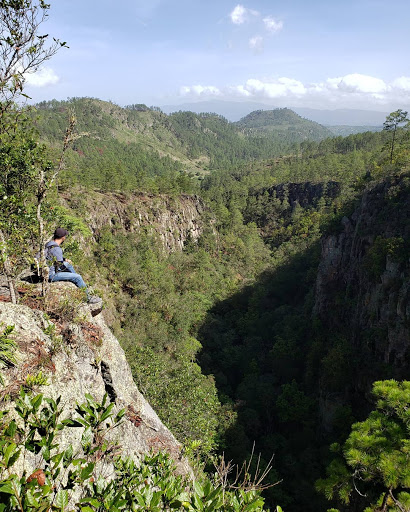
{"left": 45, "top": 228, "right": 102, "bottom": 304}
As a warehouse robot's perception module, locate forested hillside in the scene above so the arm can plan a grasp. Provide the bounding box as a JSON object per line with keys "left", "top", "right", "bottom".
{"left": 32, "top": 98, "right": 334, "bottom": 190}
{"left": 236, "top": 108, "right": 332, "bottom": 142}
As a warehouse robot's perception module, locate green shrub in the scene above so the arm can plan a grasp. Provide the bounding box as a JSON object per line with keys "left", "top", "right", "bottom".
{"left": 364, "top": 236, "right": 407, "bottom": 279}
{"left": 24, "top": 371, "right": 49, "bottom": 390}
{"left": 0, "top": 391, "right": 273, "bottom": 511}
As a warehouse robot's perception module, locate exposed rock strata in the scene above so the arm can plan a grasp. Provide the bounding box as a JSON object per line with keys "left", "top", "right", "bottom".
{"left": 61, "top": 191, "right": 210, "bottom": 252}
{"left": 268, "top": 181, "right": 341, "bottom": 209}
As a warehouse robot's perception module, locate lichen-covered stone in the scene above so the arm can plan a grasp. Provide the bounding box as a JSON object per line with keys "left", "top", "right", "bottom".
{"left": 0, "top": 284, "right": 191, "bottom": 476}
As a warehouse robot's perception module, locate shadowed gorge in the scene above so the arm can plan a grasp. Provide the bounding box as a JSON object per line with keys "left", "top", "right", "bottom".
{"left": 198, "top": 172, "right": 410, "bottom": 510}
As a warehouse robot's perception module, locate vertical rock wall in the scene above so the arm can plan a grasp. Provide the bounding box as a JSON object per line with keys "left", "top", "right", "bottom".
{"left": 314, "top": 174, "right": 410, "bottom": 384}
{"left": 61, "top": 191, "right": 211, "bottom": 252}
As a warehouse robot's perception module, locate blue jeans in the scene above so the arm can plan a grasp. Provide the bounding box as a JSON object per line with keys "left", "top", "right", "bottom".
{"left": 49, "top": 263, "right": 87, "bottom": 292}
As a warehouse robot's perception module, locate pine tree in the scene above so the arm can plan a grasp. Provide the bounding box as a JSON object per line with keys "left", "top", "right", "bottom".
{"left": 316, "top": 380, "right": 410, "bottom": 512}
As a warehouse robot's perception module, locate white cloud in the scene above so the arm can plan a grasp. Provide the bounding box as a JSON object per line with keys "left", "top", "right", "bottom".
{"left": 249, "top": 35, "right": 263, "bottom": 52}
{"left": 238, "top": 77, "right": 306, "bottom": 98}
{"left": 180, "top": 85, "right": 222, "bottom": 97}
{"left": 24, "top": 67, "right": 59, "bottom": 87}
{"left": 325, "top": 73, "right": 388, "bottom": 95}
{"left": 178, "top": 74, "right": 410, "bottom": 109}
{"left": 231, "top": 85, "right": 252, "bottom": 97}
{"left": 263, "top": 16, "right": 283, "bottom": 33}
{"left": 230, "top": 5, "right": 246, "bottom": 24}
{"left": 392, "top": 76, "right": 410, "bottom": 92}
{"left": 230, "top": 4, "right": 259, "bottom": 25}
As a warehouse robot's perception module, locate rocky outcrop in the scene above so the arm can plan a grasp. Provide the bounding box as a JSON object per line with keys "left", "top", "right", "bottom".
{"left": 0, "top": 283, "right": 190, "bottom": 476}
{"left": 61, "top": 191, "right": 211, "bottom": 252}
{"left": 266, "top": 181, "right": 340, "bottom": 209}
{"left": 314, "top": 173, "right": 410, "bottom": 380}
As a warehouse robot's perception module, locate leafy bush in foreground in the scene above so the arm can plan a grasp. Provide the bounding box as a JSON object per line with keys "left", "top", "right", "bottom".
{"left": 0, "top": 391, "right": 273, "bottom": 511}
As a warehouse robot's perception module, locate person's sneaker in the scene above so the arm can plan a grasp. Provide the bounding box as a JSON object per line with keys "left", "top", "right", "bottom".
{"left": 87, "top": 295, "right": 102, "bottom": 304}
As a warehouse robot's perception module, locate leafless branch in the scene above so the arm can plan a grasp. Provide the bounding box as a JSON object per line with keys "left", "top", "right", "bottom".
{"left": 214, "top": 443, "right": 280, "bottom": 495}
{"left": 352, "top": 470, "right": 367, "bottom": 498}
{"left": 37, "top": 109, "right": 85, "bottom": 296}
{"left": 389, "top": 490, "right": 406, "bottom": 512}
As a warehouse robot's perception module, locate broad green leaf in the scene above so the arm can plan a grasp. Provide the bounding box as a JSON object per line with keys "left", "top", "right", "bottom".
{"left": 0, "top": 483, "right": 15, "bottom": 494}
{"left": 55, "top": 489, "right": 69, "bottom": 509}
{"left": 115, "top": 408, "right": 126, "bottom": 422}
{"left": 193, "top": 481, "right": 204, "bottom": 497}
{"left": 51, "top": 452, "right": 64, "bottom": 466}
{"left": 81, "top": 427, "right": 93, "bottom": 447}
{"left": 3, "top": 442, "right": 17, "bottom": 467}
{"left": 5, "top": 420, "right": 17, "bottom": 437}
{"left": 25, "top": 490, "right": 40, "bottom": 508}
{"left": 203, "top": 487, "right": 220, "bottom": 503}
{"left": 31, "top": 394, "right": 44, "bottom": 410}
{"left": 63, "top": 445, "right": 74, "bottom": 463}
{"left": 99, "top": 403, "right": 114, "bottom": 423}
{"left": 193, "top": 493, "right": 203, "bottom": 510}
{"left": 7, "top": 449, "right": 21, "bottom": 469}
{"left": 151, "top": 490, "right": 163, "bottom": 507}
{"left": 80, "top": 462, "right": 95, "bottom": 481}
{"left": 243, "top": 498, "right": 265, "bottom": 511}
{"left": 62, "top": 418, "right": 87, "bottom": 428}
{"left": 175, "top": 492, "right": 190, "bottom": 503}
{"left": 134, "top": 492, "right": 146, "bottom": 507}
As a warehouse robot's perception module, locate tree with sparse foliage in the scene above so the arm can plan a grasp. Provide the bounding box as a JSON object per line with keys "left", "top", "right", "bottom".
{"left": 0, "top": 0, "right": 67, "bottom": 114}
{"left": 383, "top": 109, "right": 409, "bottom": 163}
{"left": 0, "top": 0, "right": 68, "bottom": 302}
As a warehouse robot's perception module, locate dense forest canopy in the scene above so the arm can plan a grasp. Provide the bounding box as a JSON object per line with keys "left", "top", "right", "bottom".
{"left": 31, "top": 97, "right": 375, "bottom": 192}
{"left": 235, "top": 108, "right": 333, "bottom": 141}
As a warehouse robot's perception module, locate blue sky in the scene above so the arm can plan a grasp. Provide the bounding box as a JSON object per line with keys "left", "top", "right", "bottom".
{"left": 24, "top": 0, "right": 410, "bottom": 111}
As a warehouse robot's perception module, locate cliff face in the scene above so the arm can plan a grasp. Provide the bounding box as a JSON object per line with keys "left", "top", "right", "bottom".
{"left": 61, "top": 191, "right": 211, "bottom": 252}
{"left": 269, "top": 181, "right": 341, "bottom": 208}
{"left": 314, "top": 173, "right": 410, "bottom": 388}
{"left": 0, "top": 283, "right": 190, "bottom": 476}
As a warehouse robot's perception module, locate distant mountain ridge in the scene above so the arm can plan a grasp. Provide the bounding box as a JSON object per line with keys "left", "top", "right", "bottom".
{"left": 161, "top": 100, "right": 391, "bottom": 126}
{"left": 326, "top": 125, "right": 383, "bottom": 136}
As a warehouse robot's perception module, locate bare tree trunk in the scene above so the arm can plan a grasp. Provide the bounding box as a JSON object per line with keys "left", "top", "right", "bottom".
{"left": 36, "top": 168, "right": 49, "bottom": 297}
{"left": 390, "top": 127, "right": 396, "bottom": 164}
{"left": 36, "top": 110, "right": 80, "bottom": 297}
{"left": 0, "top": 228, "right": 17, "bottom": 304}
